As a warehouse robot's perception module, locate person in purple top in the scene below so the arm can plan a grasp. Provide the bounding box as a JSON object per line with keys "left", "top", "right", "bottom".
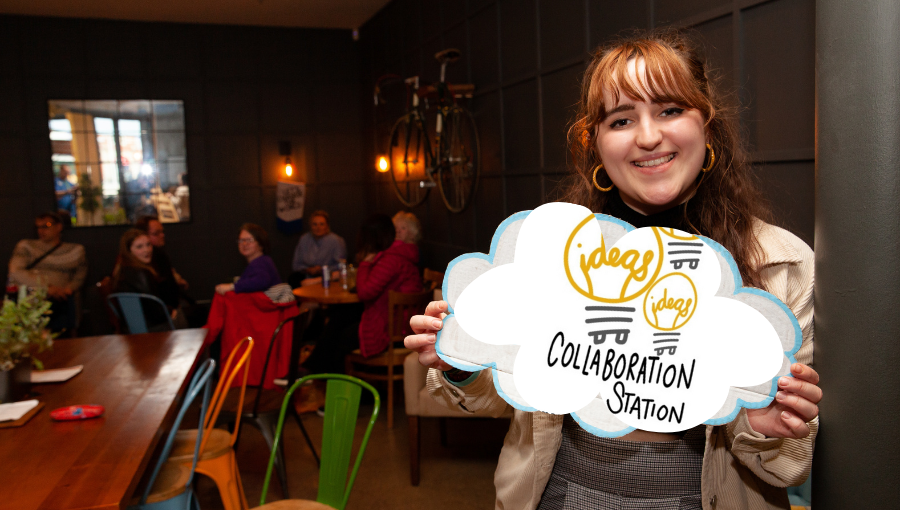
{"left": 215, "top": 223, "right": 281, "bottom": 295}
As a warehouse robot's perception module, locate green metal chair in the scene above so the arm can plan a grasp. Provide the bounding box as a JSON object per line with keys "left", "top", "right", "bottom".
{"left": 255, "top": 374, "right": 380, "bottom": 510}
{"left": 129, "top": 358, "right": 216, "bottom": 510}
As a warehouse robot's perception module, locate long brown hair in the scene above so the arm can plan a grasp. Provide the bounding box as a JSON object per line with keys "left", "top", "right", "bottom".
{"left": 562, "top": 29, "right": 771, "bottom": 289}
{"left": 112, "top": 228, "right": 157, "bottom": 285}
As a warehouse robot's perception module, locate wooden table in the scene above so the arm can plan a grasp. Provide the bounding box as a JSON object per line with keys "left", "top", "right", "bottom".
{"left": 292, "top": 282, "right": 360, "bottom": 304}
{"left": 0, "top": 329, "right": 206, "bottom": 510}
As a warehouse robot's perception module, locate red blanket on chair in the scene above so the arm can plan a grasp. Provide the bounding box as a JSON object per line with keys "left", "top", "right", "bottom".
{"left": 204, "top": 291, "right": 299, "bottom": 389}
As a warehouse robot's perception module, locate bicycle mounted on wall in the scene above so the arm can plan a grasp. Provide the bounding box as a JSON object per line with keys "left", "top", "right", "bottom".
{"left": 374, "top": 49, "right": 480, "bottom": 213}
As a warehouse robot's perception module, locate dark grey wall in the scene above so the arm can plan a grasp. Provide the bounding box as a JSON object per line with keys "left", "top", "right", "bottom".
{"left": 0, "top": 15, "right": 367, "bottom": 334}
{"left": 358, "top": 0, "right": 815, "bottom": 271}
{"left": 815, "top": 0, "right": 900, "bottom": 506}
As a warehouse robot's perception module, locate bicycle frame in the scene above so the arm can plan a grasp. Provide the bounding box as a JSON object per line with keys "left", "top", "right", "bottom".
{"left": 379, "top": 49, "right": 480, "bottom": 212}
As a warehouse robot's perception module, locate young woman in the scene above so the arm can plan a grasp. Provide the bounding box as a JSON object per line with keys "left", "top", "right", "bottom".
{"left": 215, "top": 223, "right": 281, "bottom": 295}
{"left": 406, "top": 30, "right": 821, "bottom": 510}
{"left": 113, "top": 228, "right": 186, "bottom": 329}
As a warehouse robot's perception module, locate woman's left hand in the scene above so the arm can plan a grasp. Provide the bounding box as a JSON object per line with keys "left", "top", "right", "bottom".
{"left": 746, "top": 363, "right": 821, "bottom": 439}
{"left": 215, "top": 283, "right": 234, "bottom": 295}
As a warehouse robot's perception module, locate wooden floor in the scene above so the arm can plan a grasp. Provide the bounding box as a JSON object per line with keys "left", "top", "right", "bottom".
{"left": 194, "top": 390, "right": 509, "bottom": 510}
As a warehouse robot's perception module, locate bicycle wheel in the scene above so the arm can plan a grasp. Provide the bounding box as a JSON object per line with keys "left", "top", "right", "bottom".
{"left": 388, "top": 113, "right": 431, "bottom": 208}
{"left": 437, "top": 106, "right": 480, "bottom": 213}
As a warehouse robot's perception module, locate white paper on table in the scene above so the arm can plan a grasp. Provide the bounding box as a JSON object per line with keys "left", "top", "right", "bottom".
{"left": 30, "top": 365, "right": 83, "bottom": 383}
{"left": 0, "top": 399, "right": 38, "bottom": 422}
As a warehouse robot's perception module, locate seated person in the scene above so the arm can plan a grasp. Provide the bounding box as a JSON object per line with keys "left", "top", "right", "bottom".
{"left": 303, "top": 213, "right": 422, "bottom": 374}
{"left": 112, "top": 229, "right": 187, "bottom": 330}
{"left": 8, "top": 212, "right": 87, "bottom": 334}
{"left": 135, "top": 215, "right": 207, "bottom": 327}
{"left": 216, "top": 223, "right": 281, "bottom": 295}
{"left": 134, "top": 215, "right": 186, "bottom": 309}
{"left": 288, "top": 210, "right": 347, "bottom": 287}
{"left": 391, "top": 210, "right": 422, "bottom": 246}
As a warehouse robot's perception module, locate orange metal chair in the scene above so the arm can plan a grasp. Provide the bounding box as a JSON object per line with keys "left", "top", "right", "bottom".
{"left": 167, "top": 337, "right": 254, "bottom": 510}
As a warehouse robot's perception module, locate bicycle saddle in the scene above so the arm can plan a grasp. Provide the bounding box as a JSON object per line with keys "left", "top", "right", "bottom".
{"left": 435, "top": 48, "right": 461, "bottom": 64}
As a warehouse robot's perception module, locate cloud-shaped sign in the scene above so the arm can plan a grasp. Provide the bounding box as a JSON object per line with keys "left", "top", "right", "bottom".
{"left": 436, "top": 202, "right": 801, "bottom": 437}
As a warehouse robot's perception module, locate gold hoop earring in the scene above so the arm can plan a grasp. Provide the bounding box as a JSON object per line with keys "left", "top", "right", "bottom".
{"left": 592, "top": 164, "right": 614, "bottom": 192}
{"left": 701, "top": 143, "right": 716, "bottom": 173}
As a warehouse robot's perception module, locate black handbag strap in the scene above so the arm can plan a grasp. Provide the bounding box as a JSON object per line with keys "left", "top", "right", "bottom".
{"left": 25, "top": 242, "right": 62, "bottom": 270}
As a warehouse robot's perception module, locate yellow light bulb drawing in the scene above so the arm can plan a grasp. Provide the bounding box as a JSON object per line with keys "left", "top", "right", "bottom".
{"left": 642, "top": 273, "right": 698, "bottom": 331}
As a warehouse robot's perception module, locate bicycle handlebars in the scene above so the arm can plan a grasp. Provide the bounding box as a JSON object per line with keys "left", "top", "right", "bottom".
{"left": 435, "top": 48, "right": 461, "bottom": 64}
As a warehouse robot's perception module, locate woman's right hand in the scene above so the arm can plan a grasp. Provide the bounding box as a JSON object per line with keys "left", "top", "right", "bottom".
{"left": 405, "top": 300, "right": 453, "bottom": 371}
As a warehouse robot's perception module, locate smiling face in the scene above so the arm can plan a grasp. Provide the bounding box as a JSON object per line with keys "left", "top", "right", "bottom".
{"left": 130, "top": 235, "right": 153, "bottom": 264}
{"left": 595, "top": 58, "right": 708, "bottom": 215}
{"left": 238, "top": 230, "right": 263, "bottom": 260}
{"left": 309, "top": 215, "right": 330, "bottom": 238}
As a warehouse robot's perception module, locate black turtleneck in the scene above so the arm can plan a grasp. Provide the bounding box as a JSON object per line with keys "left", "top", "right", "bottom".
{"left": 602, "top": 189, "right": 696, "bottom": 233}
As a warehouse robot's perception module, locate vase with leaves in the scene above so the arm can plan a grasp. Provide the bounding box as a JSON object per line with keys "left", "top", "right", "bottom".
{"left": 0, "top": 286, "right": 55, "bottom": 403}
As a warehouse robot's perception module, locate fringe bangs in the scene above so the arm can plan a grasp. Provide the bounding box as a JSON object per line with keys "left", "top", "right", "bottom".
{"left": 586, "top": 41, "right": 714, "bottom": 129}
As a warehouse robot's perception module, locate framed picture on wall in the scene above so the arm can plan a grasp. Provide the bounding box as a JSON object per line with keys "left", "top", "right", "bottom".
{"left": 47, "top": 99, "right": 189, "bottom": 227}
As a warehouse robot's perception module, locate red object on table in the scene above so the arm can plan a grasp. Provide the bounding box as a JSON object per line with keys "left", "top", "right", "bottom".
{"left": 50, "top": 405, "right": 105, "bottom": 421}
{"left": 204, "top": 291, "right": 299, "bottom": 389}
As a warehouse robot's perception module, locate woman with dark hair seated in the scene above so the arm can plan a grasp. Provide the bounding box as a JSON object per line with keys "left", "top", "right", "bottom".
{"left": 215, "top": 223, "right": 282, "bottom": 295}
{"left": 303, "top": 213, "right": 423, "bottom": 374}
{"left": 112, "top": 228, "right": 187, "bottom": 330}
{"left": 205, "top": 223, "right": 296, "bottom": 389}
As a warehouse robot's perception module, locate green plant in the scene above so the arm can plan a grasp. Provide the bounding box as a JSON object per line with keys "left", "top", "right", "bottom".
{"left": 103, "top": 205, "right": 127, "bottom": 225}
{"left": 0, "top": 287, "right": 55, "bottom": 371}
{"left": 78, "top": 172, "right": 102, "bottom": 225}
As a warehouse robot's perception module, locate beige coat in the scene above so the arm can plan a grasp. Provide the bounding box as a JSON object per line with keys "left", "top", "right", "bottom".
{"left": 427, "top": 221, "right": 816, "bottom": 510}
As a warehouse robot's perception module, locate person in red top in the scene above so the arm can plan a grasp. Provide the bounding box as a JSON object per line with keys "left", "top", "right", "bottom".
{"left": 356, "top": 211, "right": 423, "bottom": 356}
{"left": 302, "top": 213, "right": 423, "bottom": 374}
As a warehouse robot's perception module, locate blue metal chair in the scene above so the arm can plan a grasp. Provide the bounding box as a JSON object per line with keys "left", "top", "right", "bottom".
{"left": 129, "top": 358, "right": 216, "bottom": 510}
{"left": 108, "top": 292, "right": 175, "bottom": 333}
{"left": 787, "top": 472, "right": 812, "bottom": 508}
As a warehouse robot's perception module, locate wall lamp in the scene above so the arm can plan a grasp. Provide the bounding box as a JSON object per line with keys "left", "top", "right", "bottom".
{"left": 376, "top": 154, "right": 389, "bottom": 173}
{"left": 279, "top": 140, "right": 293, "bottom": 177}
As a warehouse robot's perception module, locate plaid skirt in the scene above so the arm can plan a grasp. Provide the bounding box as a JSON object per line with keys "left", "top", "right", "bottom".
{"left": 537, "top": 415, "right": 705, "bottom": 510}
